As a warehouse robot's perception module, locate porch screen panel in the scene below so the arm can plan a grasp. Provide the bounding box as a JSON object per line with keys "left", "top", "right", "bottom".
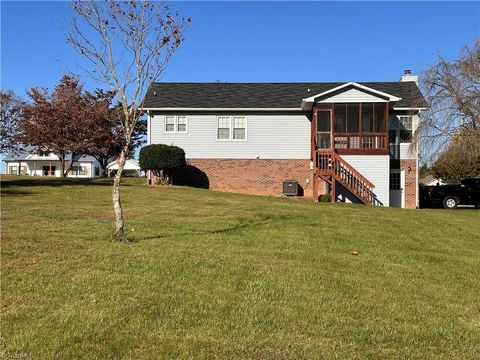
{"left": 374, "top": 103, "right": 386, "bottom": 132}
{"left": 334, "top": 104, "right": 346, "bottom": 132}
{"left": 347, "top": 103, "right": 359, "bottom": 132}
{"left": 362, "top": 103, "right": 373, "bottom": 132}
{"left": 316, "top": 111, "right": 331, "bottom": 149}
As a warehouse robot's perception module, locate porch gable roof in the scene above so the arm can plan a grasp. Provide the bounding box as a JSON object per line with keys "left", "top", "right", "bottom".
{"left": 300, "top": 82, "right": 402, "bottom": 110}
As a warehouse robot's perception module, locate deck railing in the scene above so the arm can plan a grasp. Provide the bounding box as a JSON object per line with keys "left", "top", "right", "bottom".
{"left": 333, "top": 133, "right": 387, "bottom": 150}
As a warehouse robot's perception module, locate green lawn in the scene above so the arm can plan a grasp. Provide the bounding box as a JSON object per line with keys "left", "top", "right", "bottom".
{"left": 1, "top": 176, "right": 479, "bottom": 359}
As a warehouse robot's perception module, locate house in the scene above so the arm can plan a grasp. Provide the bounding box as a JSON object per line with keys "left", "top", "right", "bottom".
{"left": 107, "top": 159, "right": 141, "bottom": 177}
{"left": 3, "top": 149, "right": 102, "bottom": 178}
{"left": 142, "top": 70, "right": 428, "bottom": 209}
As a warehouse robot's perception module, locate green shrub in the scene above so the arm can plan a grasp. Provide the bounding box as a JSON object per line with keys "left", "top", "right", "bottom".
{"left": 319, "top": 194, "right": 331, "bottom": 202}
{"left": 139, "top": 144, "right": 186, "bottom": 184}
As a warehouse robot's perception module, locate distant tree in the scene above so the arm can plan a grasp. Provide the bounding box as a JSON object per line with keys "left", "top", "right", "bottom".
{"left": 83, "top": 92, "right": 146, "bottom": 175}
{"left": 20, "top": 75, "right": 109, "bottom": 177}
{"left": 0, "top": 90, "right": 24, "bottom": 154}
{"left": 432, "top": 130, "right": 480, "bottom": 183}
{"left": 65, "top": 0, "right": 191, "bottom": 239}
{"left": 419, "top": 39, "right": 480, "bottom": 160}
{"left": 139, "top": 144, "right": 186, "bottom": 184}
{"left": 419, "top": 163, "right": 432, "bottom": 178}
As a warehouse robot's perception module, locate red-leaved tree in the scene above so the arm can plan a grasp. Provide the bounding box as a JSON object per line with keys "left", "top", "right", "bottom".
{"left": 20, "top": 75, "right": 110, "bottom": 177}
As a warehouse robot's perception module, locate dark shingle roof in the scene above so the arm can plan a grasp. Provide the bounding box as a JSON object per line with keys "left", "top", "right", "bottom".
{"left": 143, "top": 82, "right": 428, "bottom": 109}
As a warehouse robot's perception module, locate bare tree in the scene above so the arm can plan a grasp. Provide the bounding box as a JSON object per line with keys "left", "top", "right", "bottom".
{"left": 65, "top": 1, "right": 190, "bottom": 240}
{"left": 419, "top": 39, "right": 480, "bottom": 162}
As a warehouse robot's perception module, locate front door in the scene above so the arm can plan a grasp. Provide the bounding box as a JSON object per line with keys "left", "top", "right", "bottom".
{"left": 316, "top": 109, "right": 332, "bottom": 149}
{"left": 42, "top": 166, "right": 56, "bottom": 177}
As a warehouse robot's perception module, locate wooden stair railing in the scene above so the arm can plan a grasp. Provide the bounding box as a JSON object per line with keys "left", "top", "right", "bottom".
{"left": 316, "top": 150, "right": 382, "bottom": 206}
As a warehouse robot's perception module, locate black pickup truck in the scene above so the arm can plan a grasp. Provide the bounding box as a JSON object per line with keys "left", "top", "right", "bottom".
{"left": 421, "top": 178, "right": 480, "bottom": 209}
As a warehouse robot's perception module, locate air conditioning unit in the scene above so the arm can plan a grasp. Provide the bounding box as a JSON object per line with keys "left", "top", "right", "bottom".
{"left": 283, "top": 180, "right": 298, "bottom": 196}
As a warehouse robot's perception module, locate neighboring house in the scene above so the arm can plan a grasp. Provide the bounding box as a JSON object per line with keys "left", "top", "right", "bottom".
{"left": 420, "top": 175, "right": 446, "bottom": 186}
{"left": 107, "top": 159, "right": 141, "bottom": 177}
{"left": 3, "top": 149, "right": 102, "bottom": 178}
{"left": 142, "top": 70, "right": 427, "bottom": 209}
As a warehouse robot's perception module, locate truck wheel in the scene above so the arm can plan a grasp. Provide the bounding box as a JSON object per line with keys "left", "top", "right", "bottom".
{"left": 443, "top": 196, "right": 459, "bottom": 209}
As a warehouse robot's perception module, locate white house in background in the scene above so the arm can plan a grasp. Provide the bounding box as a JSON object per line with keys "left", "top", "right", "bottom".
{"left": 3, "top": 149, "right": 102, "bottom": 178}
{"left": 107, "top": 158, "right": 141, "bottom": 177}
{"left": 420, "top": 175, "right": 447, "bottom": 186}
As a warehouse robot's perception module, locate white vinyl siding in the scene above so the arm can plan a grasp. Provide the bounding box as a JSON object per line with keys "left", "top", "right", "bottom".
{"left": 150, "top": 112, "right": 310, "bottom": 159}
{"left": 339, "top": 155, "right": 390, "bottom": 206}
{"left": 317, "top": 88, "right": 388, "bottom": 103}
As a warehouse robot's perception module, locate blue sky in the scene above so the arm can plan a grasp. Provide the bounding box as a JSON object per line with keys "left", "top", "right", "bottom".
{"left": 1, "top": 1, "right": 479, "bottom": 96}
{"left": 0, "top": 1, "right": 479, "bottom": 168}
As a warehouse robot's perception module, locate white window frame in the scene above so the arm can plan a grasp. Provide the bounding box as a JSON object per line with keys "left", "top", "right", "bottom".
{"left": 397, "top": 115, "right": 414, "bottom": 144}
{"left": 165, "top": 115, "right": 176, "bottom": 133}
{"left": 176, "top": 115, "right": 188, "bottom": 133}
{"left": 164, "top": 115, "right": 188, "bottom": 134}
{"left": 216, "top": 115, "right": 248, "bottom": 142}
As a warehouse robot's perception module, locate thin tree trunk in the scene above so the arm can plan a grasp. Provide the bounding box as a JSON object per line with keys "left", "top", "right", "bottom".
{"left": 64, "top": 152, "right": 76, "bottom": 177}
{"left": 113, "top": 147, "right": 127, "bottom": 240}
{"left": 60, "top": 153, "right": 66, "bottom": 178}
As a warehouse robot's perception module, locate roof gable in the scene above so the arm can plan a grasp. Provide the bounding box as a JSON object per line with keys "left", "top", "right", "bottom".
{"left": 301, "top": 82, "right": 401, "bottom": 109}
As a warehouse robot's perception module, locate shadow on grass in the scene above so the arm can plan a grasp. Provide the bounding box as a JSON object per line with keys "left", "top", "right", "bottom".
{"left": 0, "top": 189, "right": 34, "bottom": 197}
{"left": 140, "top": 215, "right": 283, "bottom": 241}
{"left": 0, "top": 177, "right": 133, "bottom": 189}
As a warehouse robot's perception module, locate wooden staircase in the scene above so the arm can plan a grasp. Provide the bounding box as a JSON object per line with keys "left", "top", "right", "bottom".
{"left": 315, "top": 150, "right": 382, "bottom": 206}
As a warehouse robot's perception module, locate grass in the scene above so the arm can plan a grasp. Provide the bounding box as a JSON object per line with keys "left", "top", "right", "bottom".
{"left": 1, "top": 176, "right": 479, "bottom": 359}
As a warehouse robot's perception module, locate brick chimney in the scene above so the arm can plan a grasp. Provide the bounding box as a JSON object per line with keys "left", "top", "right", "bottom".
{"left": 399, "top": 69, "right": 418, "bottom": 85}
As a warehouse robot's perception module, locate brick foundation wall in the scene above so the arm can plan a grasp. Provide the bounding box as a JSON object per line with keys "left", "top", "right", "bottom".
{"left": 400, "top": 159, "right": 417, "bottom": 209}
{"left": 174, "top": 159, "right": 312, "bottom": 197}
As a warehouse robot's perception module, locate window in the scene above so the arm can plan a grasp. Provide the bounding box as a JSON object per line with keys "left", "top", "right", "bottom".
{"left": 38, "top": 151, "right": 49, "bottom": 157}
{"left": 10, "top": 166, "right": 26, "bottom": 175}
{"left": 177, "top": 116, "right": 187, "bottom": 133}
{"left": 71, "top": 166, "right": 87, "bottom": 176}
{"left": 217, "top": 116, "right": 230, "bottom": 140}
{"left": 389, "top": 171, "right": 401, "bottom": 190}
{"left": 217, "top": 116, "right": 247, "bottom": 141}
{"left": 398, "top": 116, "right": 413, "bottom": 143}
{"left": 389, "top": 115, "right": 398, "bottom": 144}
{"left": 233, "top": 116, "right": 246, "bottom": 140}
{"left": 165, "top": 116, "right": 175, "bottom": 133}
